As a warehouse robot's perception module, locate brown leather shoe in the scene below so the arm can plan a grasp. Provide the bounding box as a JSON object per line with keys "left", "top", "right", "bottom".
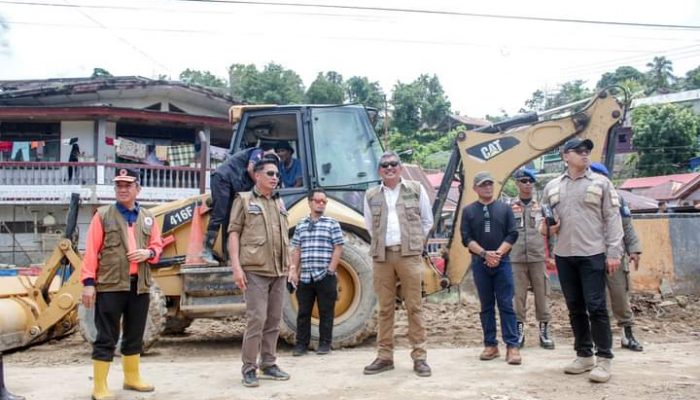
{"left": 413, "top": 360, "right": 431, "bottom": 377}
{"left": 479, "top": 346, "right": 500, "bottom": 361}
{"left": 506, "top": 347, "right": 522, "bottom": 365}
{"left": 363, "top": 358, "right": 394, "bottom": 375}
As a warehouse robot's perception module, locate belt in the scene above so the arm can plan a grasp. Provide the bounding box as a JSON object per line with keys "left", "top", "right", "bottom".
{"left": 386, "top": 245, "right": 402, "bottom": 252}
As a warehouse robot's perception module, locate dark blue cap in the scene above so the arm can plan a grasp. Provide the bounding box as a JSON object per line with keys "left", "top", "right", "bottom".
{"left": 563, "top": 138, "right": 594, "bottom": 152}
{"left": 513, "top": 168, "right": 536, "bottom": 182}
{"left": 590, "top": 162, "right": 610, "bottom": 177}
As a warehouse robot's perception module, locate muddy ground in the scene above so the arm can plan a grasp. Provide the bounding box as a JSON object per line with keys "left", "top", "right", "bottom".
{"left": 5, "top": 291, "right": 700, "bottom": 399}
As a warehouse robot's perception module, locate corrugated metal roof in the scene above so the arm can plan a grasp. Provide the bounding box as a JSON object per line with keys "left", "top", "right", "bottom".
{"left": 620, "top": 173, "right": 700, "bottom": 190}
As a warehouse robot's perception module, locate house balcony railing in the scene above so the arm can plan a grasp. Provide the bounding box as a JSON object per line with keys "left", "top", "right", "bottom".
{"left": 0, "top": 161, "right": 210, "bottom": 190}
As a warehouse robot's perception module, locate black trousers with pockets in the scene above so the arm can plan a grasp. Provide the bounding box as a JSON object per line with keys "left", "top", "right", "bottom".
{"left": 295, "top": 274, "right": 337, "bottom": 347}
{"left": 92, "top": 278, "right": 150, "bottom": 361}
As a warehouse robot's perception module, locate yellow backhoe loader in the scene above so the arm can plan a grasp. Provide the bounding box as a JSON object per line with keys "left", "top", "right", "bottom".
{"left": 0, "top": 89, "right": 627, "bottom": 397}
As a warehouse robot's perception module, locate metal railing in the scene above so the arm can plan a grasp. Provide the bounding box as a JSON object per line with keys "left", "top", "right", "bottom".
{"left": 0, "top": 161, "right": 210, "bottom": 189}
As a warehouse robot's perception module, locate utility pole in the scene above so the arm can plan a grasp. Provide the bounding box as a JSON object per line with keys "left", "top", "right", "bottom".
{"left": 383, "top": 94, "right": 389, "bottom": 149}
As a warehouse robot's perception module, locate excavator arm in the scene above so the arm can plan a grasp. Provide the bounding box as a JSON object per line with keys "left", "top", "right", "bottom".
{"left": 426, "top": 88, "right": 625, "bottom": 293}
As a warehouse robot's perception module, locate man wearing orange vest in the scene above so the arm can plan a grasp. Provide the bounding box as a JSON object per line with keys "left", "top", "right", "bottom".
{"left": 81, "top": 168, "right": 163, "bottom": 400}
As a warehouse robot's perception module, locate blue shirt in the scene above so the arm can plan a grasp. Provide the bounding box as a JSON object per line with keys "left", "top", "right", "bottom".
{"left": 116, "top": 202, "right": 141, "bottom": 225}
{"left": 280, "top": 158, "right": 302, "bottom": 188}
{"left": 291, "top": 215, "right": 344, "bottom": 283}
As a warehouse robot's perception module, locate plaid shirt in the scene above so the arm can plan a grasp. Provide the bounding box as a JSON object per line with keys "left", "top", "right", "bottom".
{"left": 291, "top": 215, "right": 344, "bottom": 283}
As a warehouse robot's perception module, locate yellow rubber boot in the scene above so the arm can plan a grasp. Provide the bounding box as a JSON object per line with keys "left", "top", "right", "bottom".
{"left": 92, "top": 360, "right": 115, "bottom": 400}
{"left": 122, "top": 354, "right": 155, "bottom": 392}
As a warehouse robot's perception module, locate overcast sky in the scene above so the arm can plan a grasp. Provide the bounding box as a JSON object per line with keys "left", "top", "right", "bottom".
{"left": 1, "top": 0, "right": 699, "bottom": 117}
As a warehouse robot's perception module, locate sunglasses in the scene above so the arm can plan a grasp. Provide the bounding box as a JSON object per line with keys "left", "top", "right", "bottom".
{"left": 265, "top": 171, "right": 280, "bottom": 178}
{"left": 380, "top": 161, "right": 400, "bottom": 168}
{"left": 311, "top": 198, "right": 328, "bottom": 204}
{"left": 568, "top": 148, "right": 591, "bottom": 156}
{"left": 518, "top": 179, "right": 534, "bottom": 184}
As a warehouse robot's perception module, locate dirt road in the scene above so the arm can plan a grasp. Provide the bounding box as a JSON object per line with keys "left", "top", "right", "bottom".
{"left": 5, "top": 293, "right": 700, "bottom": 399}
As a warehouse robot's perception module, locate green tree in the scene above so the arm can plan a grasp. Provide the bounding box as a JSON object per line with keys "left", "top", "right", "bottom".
{"left": 680, "top": 65, "right": 700, "bottom": 90}
{"left": 345, "top": 76, "right": 384, "bottom": 108}
{"left": 391, "top": 74, "right": 451, "bottom": 133}
{"left": 179, "top": 69, "right": 227, "bottom": 88}
{"left": 596, "top": 66, "right": 645, "bottom": 89}
{"left": 645, "top": 56, "right": 675, "bottom": 94}
{"left": 631, "top": 103, "right": 699, "bottom": 176}
{"left": 522, "top": 80, "right": 592, "bottom": 112}
{"left": 229, "top": 62, "right": 304, "bottom": 104}
{"left": 305, "top": 71, "right": 345, "bottom": 104}
{"left": 91, "top": 68, "right": 113, "bottom": 78}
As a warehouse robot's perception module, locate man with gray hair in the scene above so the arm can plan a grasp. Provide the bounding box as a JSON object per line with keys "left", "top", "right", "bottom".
{"left": 363, "top": 151, "right": 434, "bottom": 377}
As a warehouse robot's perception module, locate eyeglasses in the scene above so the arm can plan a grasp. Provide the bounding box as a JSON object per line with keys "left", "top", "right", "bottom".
{"left": 518, "top": 179, "right": 534, "bottom": 184}
{"left": 265, "top": 171, "right": 280, "bottom": 178}
{"left": 311, "top": 198, "right": 328, "bottom": 204}
{"left": 380, "top": 161, "right": 400, "bottom": 168}
{"left": 568, "top": 148, "right": 591, "bottom": 156}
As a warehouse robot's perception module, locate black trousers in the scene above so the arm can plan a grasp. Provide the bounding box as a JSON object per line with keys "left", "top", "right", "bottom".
{"left": 295, "top": 274, "right": 337, "bottom": 347}
{"left": 206, "top": 173, "right": 236, "bottom": 260}
{"left": 92, "top": 279, "right": 150, "bottom": 361}
{"left": 556, "top": 254, "right": 613, "bottom": 359}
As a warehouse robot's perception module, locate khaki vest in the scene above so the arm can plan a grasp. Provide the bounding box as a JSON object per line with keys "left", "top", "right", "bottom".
{"left": 236, "top": 191, "right": 289, "bottom": 277}
{"left": 95, "top": 204, "right": 154, "bottom": 294}
{"left": 509, "top": 199, "right": 545, "bottom": 263}
{"left": 366, "top": 180, "right": 424, "bottom": 262}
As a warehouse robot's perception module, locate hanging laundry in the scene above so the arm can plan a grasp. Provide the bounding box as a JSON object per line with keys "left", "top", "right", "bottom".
{"left": 105, "top": 137, "right": 115, "bottom": 146}
{"left": 0, "top": 141, "right": 11, "bottom": 152}
{"left": 209, "top": 145, "right": 228, "bottom": 162}
{"left": 11, "top": 141, "right": 30, "bottom": 161}
{"left": 116, "top": 138, "right": 147, "bottom": 161}
{"left": 168, "top": 144, "right": 196, "bottom": 167}
{"left": 155, "top": 145, "right": 168, "bottom": 161}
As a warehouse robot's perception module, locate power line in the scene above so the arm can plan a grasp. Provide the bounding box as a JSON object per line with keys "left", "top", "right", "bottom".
{"left": 3, "top": 0, "right": 700, "bottom": 30}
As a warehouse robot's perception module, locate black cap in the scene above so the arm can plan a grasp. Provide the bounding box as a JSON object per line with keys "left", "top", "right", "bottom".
{"left": 274, "top": 141, "right": 294, "bottom": 154}
{"left": 113, "top": 167, "right": 139, "bottom": 183}
{"left": 563, "top": 138, "right": 594, "bottom": 152}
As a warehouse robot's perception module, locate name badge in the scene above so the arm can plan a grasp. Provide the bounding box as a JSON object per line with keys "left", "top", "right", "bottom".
{"left": 247, "top": 203, "right": 262, "bottom": 214}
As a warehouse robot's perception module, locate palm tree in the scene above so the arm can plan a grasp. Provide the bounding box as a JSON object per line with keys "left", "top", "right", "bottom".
{"left": 645, "top": 56, "right": 675, "bottom": 94}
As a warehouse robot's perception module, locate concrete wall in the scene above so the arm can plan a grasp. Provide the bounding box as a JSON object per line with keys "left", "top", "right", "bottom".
{"left": 60, "top": 121, "right": 95, "bottom": 162}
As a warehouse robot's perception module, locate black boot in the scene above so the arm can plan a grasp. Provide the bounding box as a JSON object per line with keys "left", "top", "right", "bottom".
{"left": 516, "top": 321, "right": 525, "bottom": 348}
{"left": 621, "top": 326, "right": 643, "bottom": 351}
{"left": 0, "top": 355, "right": 25, "bottom": 400}
{"left": 539, "top": 321, "right": 555, "bottom": 349}
{"left": 201, "top": 230, "right": 220, "bottom": 266}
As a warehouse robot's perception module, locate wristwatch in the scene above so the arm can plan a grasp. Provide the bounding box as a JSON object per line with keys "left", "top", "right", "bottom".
{"left": 148, "top": 249, "right": 156, "bottom": 259}
{"left": 479, "top": 250, "right": 487, "bottom": 258}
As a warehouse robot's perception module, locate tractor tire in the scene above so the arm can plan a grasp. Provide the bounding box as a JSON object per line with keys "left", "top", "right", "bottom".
{"left": 78, "top": 281, "right": 167, "bottom": 353}
{"left": 280, "top": 232, "right": 377, "bottom": 348}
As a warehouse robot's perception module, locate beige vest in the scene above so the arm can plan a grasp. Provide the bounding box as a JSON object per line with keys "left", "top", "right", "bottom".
{"left": 366, "top": 180, "right": 424, "bottom": 262}
{"left": 509, "top": 199, "right": 545, "bottom": 263}
{"left": 95, "top": 204, "right": 154, "bottom": 294}
{"left": 236, "top": 191, "right": 289, "bottom": 277}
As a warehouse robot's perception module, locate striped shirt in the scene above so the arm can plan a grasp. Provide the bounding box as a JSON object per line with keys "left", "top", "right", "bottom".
{"left": 291, "top": 215, "right": 344, "bottom": 283}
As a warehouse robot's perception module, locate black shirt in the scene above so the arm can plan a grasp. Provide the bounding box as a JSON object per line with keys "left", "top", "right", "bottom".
{"left": 461, "top": 200, "right": 518, "bottom": 257}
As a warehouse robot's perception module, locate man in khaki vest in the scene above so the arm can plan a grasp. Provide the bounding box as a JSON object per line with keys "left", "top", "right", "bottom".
{"left": 81, "top": 167, "right": 163, "bottom": 400}
{"left": 510, "top": 168, "right": 555, "bottom": 350}
{"left": 362, "top": 151, "right": 434, "bottom": 377}
{"left": 229, "top": 158, "right": 292, "bottom": 388}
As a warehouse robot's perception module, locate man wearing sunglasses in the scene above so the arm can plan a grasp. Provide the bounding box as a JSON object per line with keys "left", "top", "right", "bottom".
{"left": 510, "top": 168, "right": 555, "bottom": 351}
{"left": 461, "top": 171, "right": 520, "bottom": 365}
{"left": 288, "top": 188, "right": 344, "bottom": 356}
{"left": 363, "top": 151, "right": 434, "bottom": 377}
{"left": 541, "top": 138, "right": 624, "bottom": 383}
{"left": 589, "top": 162, "right": 644, "bottom": 352}
{"left": 228, "top": 158, "right": 292, "bottom": 387}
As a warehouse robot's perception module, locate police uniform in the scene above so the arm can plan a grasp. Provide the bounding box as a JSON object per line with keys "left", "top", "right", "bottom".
{"left": 541, "top": 167, "right": 624, "bottom": 362}
{"left": 589, "top": 163, "right": 644, "bottom": 351}
{"left": 510, "top": 193, "right": 554, "bottom": 349}
{"left": 228, "top": 186, "right": 290, "bottom": 377}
